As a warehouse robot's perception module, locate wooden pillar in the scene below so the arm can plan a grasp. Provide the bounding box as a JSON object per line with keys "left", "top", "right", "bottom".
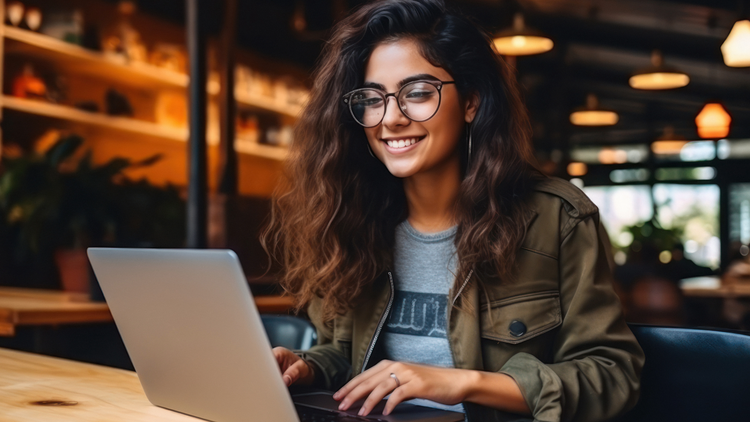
{"left": 186, "top": 0, "right": 208, "bottom": 248}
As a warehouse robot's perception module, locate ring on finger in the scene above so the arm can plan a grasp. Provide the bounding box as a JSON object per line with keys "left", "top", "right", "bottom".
{"left": 389, "top": 373, "right": 400, "bottom": 388}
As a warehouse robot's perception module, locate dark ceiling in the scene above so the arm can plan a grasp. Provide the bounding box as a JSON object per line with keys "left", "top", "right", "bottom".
{"left": 133, "top": 0, "right": 750, "bottom": 153}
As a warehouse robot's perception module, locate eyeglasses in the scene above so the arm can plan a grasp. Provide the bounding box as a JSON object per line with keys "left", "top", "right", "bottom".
{"left": 342, "top": 79, "right": 456, "bottom": 128}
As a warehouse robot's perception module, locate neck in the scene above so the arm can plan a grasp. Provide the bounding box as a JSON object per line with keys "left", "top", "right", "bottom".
{"left": 404, "top": 155, "right": 461, "bottom": 233}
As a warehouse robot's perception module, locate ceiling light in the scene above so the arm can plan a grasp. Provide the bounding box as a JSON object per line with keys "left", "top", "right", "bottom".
{"left": 493, "top": 14, "right": 553, "bottom": 56}
{"left": 721, "top": 20, "right": 750, "bottom": 67}
{"left": 629, "top": 50, "right": 690, "bottom": 90}
{"left": 695, "top": 103, "right": 731, "bottom": 139}
{"left": 567, "top": 162, "right": 588, "bottom": 177}
{"left": 570, "top": 94, "right": 619, "bottom": 127}
{"left": 652, "top": 126, "right": 688, "bottom": 155}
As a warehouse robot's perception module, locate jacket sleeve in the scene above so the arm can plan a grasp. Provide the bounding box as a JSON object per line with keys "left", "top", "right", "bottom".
{"left": 296, "top": 296, "right": 354, "bottom": 390}
{"left": 499, "top": 214, "right": 645, "bottom": 422}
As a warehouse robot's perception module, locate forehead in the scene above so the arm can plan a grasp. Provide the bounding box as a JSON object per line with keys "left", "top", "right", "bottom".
{"left": 364, "top": 39, "right": 451, "bottom": 88}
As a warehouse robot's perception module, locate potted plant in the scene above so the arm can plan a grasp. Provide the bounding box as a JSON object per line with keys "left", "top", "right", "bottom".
{"left": 0, "top": 134, "right": 185, "bottom": 293}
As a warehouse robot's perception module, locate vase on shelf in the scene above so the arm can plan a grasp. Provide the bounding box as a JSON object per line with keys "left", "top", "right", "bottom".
{"left": 54, "top": 248, "right": 90, "bottom": 294}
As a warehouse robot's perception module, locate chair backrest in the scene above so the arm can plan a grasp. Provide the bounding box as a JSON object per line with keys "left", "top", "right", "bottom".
{"left": 260, "top": 315, "right": 318, "bottom": 351}
{"left": 615, "top": 324, "right": 750, "bottom": 421}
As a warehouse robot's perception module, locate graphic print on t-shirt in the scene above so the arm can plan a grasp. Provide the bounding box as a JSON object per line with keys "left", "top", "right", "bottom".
{"left": 385, "top": 291, "right": 448, "bottom": 338}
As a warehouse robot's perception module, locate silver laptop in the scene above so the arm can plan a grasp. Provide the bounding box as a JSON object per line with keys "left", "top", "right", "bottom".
{"left": 88, "top": 248, "right": 465, "bottom": 422}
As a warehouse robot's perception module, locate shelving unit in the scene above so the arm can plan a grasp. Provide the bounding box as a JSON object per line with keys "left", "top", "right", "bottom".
{"left": 1, "top": 25, "right": 294, "bottom": 163}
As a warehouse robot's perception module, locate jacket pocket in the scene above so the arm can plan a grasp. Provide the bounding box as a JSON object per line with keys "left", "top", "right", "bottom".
{"left": 480, "top": 290, "right": 562, "bottom": 345}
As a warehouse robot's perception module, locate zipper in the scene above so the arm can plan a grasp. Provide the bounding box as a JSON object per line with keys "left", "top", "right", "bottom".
{"left": 360, "top": 271, "right": 395, "bottom": 373}
{"left": 451, "top": 268, "right": 474, "bottom": 307}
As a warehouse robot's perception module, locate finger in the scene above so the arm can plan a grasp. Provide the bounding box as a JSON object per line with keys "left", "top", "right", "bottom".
{"left": 334, "top": 360, "right": 393, "bottom": 400}
{"left": 339, "top": 371, "right": 392, "bottom": 411}
{"left": 282, "top": 359, "right": 307, "bottom": 386}
{"left": 358, "top": 379, "right": 400, "bottom": 416}
{"left": 383, "top": 384, "right": 412, "bottom": 416}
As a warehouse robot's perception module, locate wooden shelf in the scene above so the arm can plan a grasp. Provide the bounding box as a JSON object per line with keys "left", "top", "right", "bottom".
{"left": 2, "top": 95, "right": 188, "bottom": 141}
{"left": 3, "top": 25, "right": 188, "bottom": 90}
{"left": 235, "top": 91, "right": 302, "bottom": 119}
{"left": 235, "top": 139, "right": 288, "bottom": 161}
{"left": 1, "top": 95, "right": 289, "bottom": 161}
{"left": 4, "top": 26, "right": 302, "bottom": 119}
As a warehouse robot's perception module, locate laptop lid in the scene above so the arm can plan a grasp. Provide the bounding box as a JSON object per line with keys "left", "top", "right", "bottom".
{"left": 88, "top": 248, "right": 299, "bottom": 422}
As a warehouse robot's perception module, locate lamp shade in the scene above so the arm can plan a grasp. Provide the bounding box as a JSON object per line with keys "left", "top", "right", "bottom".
{"left": 570, "top": 94, "right": 619, "bottom": 126}
{"left": 721, "top": 20, "right": 750, "bottom": 67}
{"left": 652, "top": 126, "right": 688, "bottom": 155}
{"left": 629, "top": 50, "right": 689, "bottom": 90}
{"left": 695, "top": 103, "right": 731, "bottom": 139}
{"left": 493, "top": 14, "right": 553, "bottom": 56}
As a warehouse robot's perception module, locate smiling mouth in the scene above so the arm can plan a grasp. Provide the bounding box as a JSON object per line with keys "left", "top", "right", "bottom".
{"left": 382, "top": 136, "right": 426, "bottom": 149}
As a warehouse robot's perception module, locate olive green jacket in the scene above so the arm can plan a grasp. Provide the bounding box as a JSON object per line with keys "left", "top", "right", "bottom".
{"left": 299, "top": 177, "right": 644, "bottom": 422}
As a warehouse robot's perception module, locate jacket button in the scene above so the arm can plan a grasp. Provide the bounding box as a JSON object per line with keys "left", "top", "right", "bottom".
{"left": 509, "top": 320, "right": 527, "bottom": 337}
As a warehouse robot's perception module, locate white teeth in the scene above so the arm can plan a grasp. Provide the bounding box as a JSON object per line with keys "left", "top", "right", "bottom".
{"left": 385, "top": 137, "right": 422, "bottom": 149}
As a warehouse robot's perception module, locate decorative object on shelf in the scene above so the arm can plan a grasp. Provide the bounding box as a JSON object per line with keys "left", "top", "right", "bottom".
{"left": 6, "top": 1, "right": 24, "bottom": 27}
{"left": 149, "top": 43, "right": 187, "bottom": 73}
{"left": 0, "top": 134, "right": 184, "bottom": 292}
{"left": 74, "top": 100, "right": 100, "bottom": 113}
{"left": 492, "top": 13, "right": 553, "bottom": 56}
{"left": 41, "top": 9, "right": 84, "bottom": 45}
{"left": 155, "top": 92, "right": 187, "bottom": 128}
{"left": 105, "top": 88, "right": 134, "bottom": 116}
{"left": 721, "top": 19, "right": 750, "bottom": 67}
{"left": 24, "top": 6, "right": 42, "bottom": 31}
{"left": 569, "top": 94, "right": 618, "bottom": 126}
{"left": 11, "top": 64, "right": 46, "bottom": 99}
{"left": 103, "top": 0, "right": 146, "bottom": 64}
{"left": 695, "top": 102, "right": 731, "bottom": 139}
{"left": 629, "top": 50, "right": 690, "bottom": 90}
{"left": 237, "top": 113, "right": 260, "bottom": 144}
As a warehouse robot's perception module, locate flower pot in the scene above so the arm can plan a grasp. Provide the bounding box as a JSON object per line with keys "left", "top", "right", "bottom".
{"left": 54, "top": 248, "right": 90, "bottom": 293}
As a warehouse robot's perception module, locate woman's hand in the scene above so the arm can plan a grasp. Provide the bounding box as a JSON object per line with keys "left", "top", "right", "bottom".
{"left": 333, "top": 360, "right": 477, "bottom": 416}
{"left": 272, "top": 347, "right": 315, "bottom": 387}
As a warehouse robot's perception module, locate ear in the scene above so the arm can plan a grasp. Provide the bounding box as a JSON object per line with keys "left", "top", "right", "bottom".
{"left": 464, "top": 92, "right": 480, "bottom": 123}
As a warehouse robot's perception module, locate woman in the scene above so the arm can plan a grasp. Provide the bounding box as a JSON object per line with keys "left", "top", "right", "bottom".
{"left": 265, "top": 1, "right": 644, "bottom": 421}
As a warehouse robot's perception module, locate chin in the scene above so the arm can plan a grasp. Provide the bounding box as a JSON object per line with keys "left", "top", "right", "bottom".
{"left": 382, "top": 160, "right": 419, "bottom": 179}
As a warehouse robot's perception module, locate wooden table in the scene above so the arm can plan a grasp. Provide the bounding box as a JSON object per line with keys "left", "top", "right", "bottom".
{"left": 0, "top": 347, "right": 201, "bottom": 421}
{"left": 0, "top": 287, "right": 295, "bottom": 337}
{"left": 680, "top": 276, "right": 750, "bottom": 298}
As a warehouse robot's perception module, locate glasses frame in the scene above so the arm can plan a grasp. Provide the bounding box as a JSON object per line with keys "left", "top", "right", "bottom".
{"left": 342, "top": 79, "right": 456, "bottom": 128}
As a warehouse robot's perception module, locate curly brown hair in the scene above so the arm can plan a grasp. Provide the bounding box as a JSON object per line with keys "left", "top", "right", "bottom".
{"left": 262, "top": 0, "right": 541, "bottom": 322}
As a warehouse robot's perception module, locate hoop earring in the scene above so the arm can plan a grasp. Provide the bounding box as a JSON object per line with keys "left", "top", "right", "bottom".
{"left": 367, "top": 143, "right": 375, "bottom": 158}
{"left": 467, "top": 123, "right": 473, "bottom": 166}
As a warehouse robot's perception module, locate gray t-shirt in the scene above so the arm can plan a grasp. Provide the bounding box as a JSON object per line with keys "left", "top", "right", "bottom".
{"left": 381, "top": 220, "right": 464, "bottom": 414}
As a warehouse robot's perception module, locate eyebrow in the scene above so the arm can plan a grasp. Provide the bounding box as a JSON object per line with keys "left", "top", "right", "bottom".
{"left": 362, "top": 73, "right": 441, "bottom": 91}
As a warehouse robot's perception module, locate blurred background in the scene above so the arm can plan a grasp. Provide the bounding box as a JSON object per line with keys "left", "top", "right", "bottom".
{"left": 0, "top": 0, "right": 749, "bottom": 367}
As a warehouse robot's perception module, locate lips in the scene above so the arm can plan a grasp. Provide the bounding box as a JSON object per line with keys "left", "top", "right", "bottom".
{"left": 382, "top": 135, "right": 426, "bottom": 149}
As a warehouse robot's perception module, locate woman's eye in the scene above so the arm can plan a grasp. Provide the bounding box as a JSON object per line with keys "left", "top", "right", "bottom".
{"left": 405, "top": 90, "right": 434, "bottom": 100}
{"left": 354, "top": 96, "right": 383, "bottom": 107}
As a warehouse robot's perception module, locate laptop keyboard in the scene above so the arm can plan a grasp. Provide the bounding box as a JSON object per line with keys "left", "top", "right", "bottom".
{"left": 296, "top": 404, "right": 388, "bottom": 422}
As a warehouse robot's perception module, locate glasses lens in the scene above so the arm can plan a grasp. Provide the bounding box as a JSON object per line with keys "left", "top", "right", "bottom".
{"left": 399, "top": 82, "right": 440, "bottom": 122}
{"left": 349, "top": 89, "right": 385, "bottom": 127}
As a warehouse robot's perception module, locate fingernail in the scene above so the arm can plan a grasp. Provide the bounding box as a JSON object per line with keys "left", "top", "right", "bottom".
{"left": 332, "top": 392, "right": 339, "bottom": 400}
{"left": 283, "top": 375, "right": 291, "bottom": 386}
{"left": 358, "top": 408, "right": 364, "bottom": 416}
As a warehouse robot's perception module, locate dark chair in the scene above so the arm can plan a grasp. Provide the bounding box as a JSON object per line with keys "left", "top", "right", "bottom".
{"left": 615, "top": 324, "right": 750, "bottom": 421}
{"left": 260, "top": 315, "right": 318, "bottom": 351}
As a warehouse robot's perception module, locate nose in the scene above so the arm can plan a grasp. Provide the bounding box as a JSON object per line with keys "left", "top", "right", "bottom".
{"left": 381, "top": 96, "right": 410, "bottom": 129}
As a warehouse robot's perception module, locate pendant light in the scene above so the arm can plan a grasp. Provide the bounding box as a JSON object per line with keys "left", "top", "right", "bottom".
{"left": 651, "top": 126, "right": 688, "bottom": 155}
{"left": 721, "top": 20, "right": 750, "bottom": 67}
{"left": 695, "top": 103, "right": 731, "bottom": 139}
{"left": 629, "top": 50, "right": 690, "bottom": 90}
{"left": 493, "top": 13, "right": 553, "bottom": 56}
{"left": 570, "top": 94, "right": 619, "bottom": 127}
